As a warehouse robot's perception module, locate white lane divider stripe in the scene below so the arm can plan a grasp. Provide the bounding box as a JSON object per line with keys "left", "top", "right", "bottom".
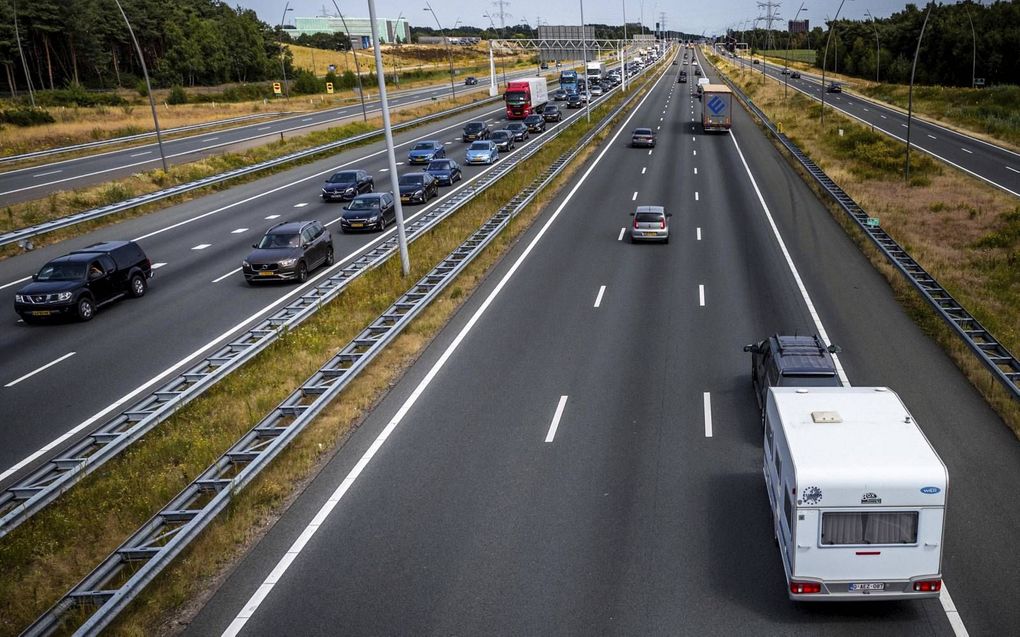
{"left": 545, "top": 396, "right": 569, "bottom": 443}
{"left": 632, "top": 191, "right": 638, "bottom": 201}
{"left": 212, "top": 268, "right": 241, "bottom": 284}
{"left": 695, "top": 192, "right": 700, "bottom": 201}
{"left": 703, "top": 392, "right": 713, "bottom": 437}
{"left": 594, "top": 285, "right": 606, "bottom": 308}
{"left": 694, "top": 167, "right": 698, "bottom": 175}
{"left": 32, "top": 170, "right": 62, "bottom": 178}
{"left": 618, "top": 227, "right": 626, "bottom": 241}
{"left": 961, "top": 148, "right": 973, "bottom": 154}
{"left": 231, "top": 228, "right": 248, "bottom": 234}
{"left": 1007, "top": 166, "right": 1020, "bottom": 174}
{"left": 5, "top": 352, "right": 76, "bottom": 388}
{"left": 697, "top": 227, "right": 702, "bottom": 241}
{"left": 129, "top": 151, "right": 152, "bottom": 157}
{"left": 293, "top": 202, "right": 308, "bottom": 208}
{"left": 699, "top": 284, "right": 705, "bottom": 306}
{"left": 0, "top": 276, "right": 31, "bottom": 291}
{"left": 641, "top": 167, "right": 647, "bottom": 174}
{"left": 150, "top": 262, "right": 167, "bottom": 270}
{"left": 265, "top": 214, "right": 280, "bottom": 219}
{"left": 191, "top": 244, "right": 211, "bottom": 250}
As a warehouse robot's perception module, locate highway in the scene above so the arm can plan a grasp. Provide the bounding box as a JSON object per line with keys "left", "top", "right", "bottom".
{"left": 176, "top": 48, "right": 1020, "bottom": 636}
{"left": 0, "top": 69, "right": 540, "bottom": 206}
{"left": 725, "top": 51, "right": 1020, "bottom": 197}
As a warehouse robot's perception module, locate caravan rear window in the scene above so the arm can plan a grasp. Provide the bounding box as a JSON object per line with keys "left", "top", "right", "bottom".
{"left": 820, "top": 511, "right": 919, "bottom": 545}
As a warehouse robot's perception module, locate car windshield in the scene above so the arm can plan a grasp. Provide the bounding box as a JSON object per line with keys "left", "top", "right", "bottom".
{"left": 327, "top": 172, "right": 357, "bottom": 184}
{"left": 505, "top": 91, "right": 527, "bottom": 106}
{"left": 636, "top": 212, "right": 663, "bottom": 223}
{"left": 469, "top": 142, "right": 490, "bottom": 151}
{"left": 634, "top": 129, "right": 652, "bottom": 136}
{"left": 258, "top": 233, "right": 301, "bottom": 249}
{"left": 36, "top": 261, "right": 86, "bottom": 281}
{"left": 428, "top": 161, "right": 451, "bottom": 170}
{"left": 492, "top": 132, "right": 509, "bottom": 140}
{"left": 348, "top": 198, "right": 381, "bottom": 210}
{"left": 399, "top": 175, "right": 424, "bottom": 186}
{"left": 508, "top": 124, "right": 525, "bottom": 130}
{"left": 412, "top": 142, "right": 434, "bottom": 151}
{"left": 465, "top": 123, "right": 483, "bottom": 131}
{"left": 545, "top": 106, "right": 557, "bottom": 112}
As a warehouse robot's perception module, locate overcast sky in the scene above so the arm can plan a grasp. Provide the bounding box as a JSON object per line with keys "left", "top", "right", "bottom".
{"left": 236, "top": 0, "right": 917, "bottom": 36}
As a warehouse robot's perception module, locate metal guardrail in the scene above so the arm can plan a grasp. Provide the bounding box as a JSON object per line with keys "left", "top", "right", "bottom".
{"left": 719, "top": 73, "right": 1020, "bottom": 401}
{"left": 0, "top": 112, "right": 287, "bottom": 165}
{"left": 20, "top": 58, "right": 667, "bottom": 636}
{"left": 0, "top": 94, "right": 502, "bottom": 249}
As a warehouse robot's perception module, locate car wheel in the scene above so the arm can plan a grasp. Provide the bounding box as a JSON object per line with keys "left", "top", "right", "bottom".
{"left": 76, "top": 296, "right": 96, "bottom": 322}
{"left": 296, "top": 262, "right": 308, "bottom": 283}
{"left": 128, "top": 273, "right": 147, "bottom": 298}
{"left": 325, "top": 246, "right": 335, "bottom": 266}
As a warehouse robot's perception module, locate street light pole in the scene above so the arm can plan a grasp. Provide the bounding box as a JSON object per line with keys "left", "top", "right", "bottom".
{"left": 785, "top": 3, "right": 806, "bottom": 98}
{"left": 113, "top": 0, "right": 167, "bottom": 172}
{"left": 391, "top": 11, "right": 405, "bottom": 86}
{"left": 821, "top": 0, "right": 852, "bottom": 128}
{"left": 906, "top": 1, "right": 934, "bottom": 181}
{"left": 11, "top": 0, "right": 35, "bottom": 108}
{"left": 331, "top": 0, "right": 368, "bottom": 121}
{"left": 424, "top": 2, "right": 458, "bottom": 100}
{"left": 366, "top": 0, "right": 410, "bottom": 276}
{"left": 622, "top": 0, "right": 628, "bottom": 92}
{"left": 278, "top": 2, "right": 293, "bottom": 99}
{"left": 964, "top": 1, "right": 977, "bottom": 88}
{"left": 865, "top": 10, "right": 880, "bottom": 83}
{"left": 580, "top": 0, "right": 590, "bottom": 123}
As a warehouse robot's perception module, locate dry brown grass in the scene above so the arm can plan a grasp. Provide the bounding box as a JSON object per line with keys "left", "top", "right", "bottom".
{"left": 0, "top": 69, "right": 659, "bottom": 636}
{"left": 709, "top": 50, "right": 1020, "bottom": 437}
{"left": 287, "top": 42, "right": 533, "bottom": 78}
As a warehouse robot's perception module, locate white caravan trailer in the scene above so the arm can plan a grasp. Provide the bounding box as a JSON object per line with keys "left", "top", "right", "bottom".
{"left": 764, "top": 387, "right": 947, "bottom": 600}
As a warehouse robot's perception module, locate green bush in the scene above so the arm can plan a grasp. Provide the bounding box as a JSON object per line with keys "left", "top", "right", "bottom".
{"left": 167, "top": 85, "right": 189, "bottom": 105}
{"left": 34, "top": 85, "right": 128, "bottom": 108}
{"left": 0, "top": 108, "right": 56, "bottom": 126}
{"left": 291, "top": 69, "right": 322, "bottom": 95}
{"left": 136, "top": 79, "right": 149, "bottom": 97}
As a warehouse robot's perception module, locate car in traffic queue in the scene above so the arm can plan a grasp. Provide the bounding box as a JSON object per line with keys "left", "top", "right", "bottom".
{"left": 321, "top": 169, "right": 373, "bottom": 202}
{"left": 566, "top": 93, "right": 583, "bottom": 109}
{"left": 464, "top": 76, "right": 478, "bottom": 85}
{"left": 243, "top": 221, "right": 333, "bottom": 285}
{"left": 826, "top": 82, "right": 843, "bottom": 93}
{"left": 678, "top": 70, "right": 688, "bottom": 83}
{"left": 462, "top": 121, "right": 491, "bottom": 142}
{"left": 552, "top": 88, "right": 568, "bottom": 101}
{"left": 15, "top": 240, "right": 152, "bottom": 323}
{"left": 339, "top": 192, "right": 397, "bottom": 233}
{"left": 743, "top": 334, "right": 843, "bottom": 412}
{"left": 790, "top": 70, "right": 802, "bottom": 78}
{"left": 407, "top": 140, "right": 446, "bottom": 165}
{"left": 631, "top": 128, "right": 656, "bottom": 148}
{"left": 506, "top": 121, "right": 530, "bottom": 141}
{"left": 629, "top": 205, "right": 672, "bottom": 244}
{"left": 425, "top": 159, "right": 462, "bottom": 185}
{"left": 490, "top": 130, "right": 515, "bottom": 152}
{"left": 589, "top": 84, "right": 604, "bottom": 97}
{"left": 465, "top": 140, "right": 499, "bottom": 165}
{"left": 542, "top": 104, "right": 562, "bottom": 121}
{"left": 524, "top": 113, "right": 547, "bottom": 132}
{"left": 398, "top": 172, "right": 440, "bottom": 204}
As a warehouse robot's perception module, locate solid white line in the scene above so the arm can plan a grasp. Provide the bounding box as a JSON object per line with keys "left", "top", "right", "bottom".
{"left": 150, "top": 262, "right": 167, "bottom": 270}
{"left": 5, "top": 352, "right": 76, "bottom": 388}
{"left": 545, "top": 395, "right": 569, "bottom": 443}
{"left": 129, "top": 151, "right": 152, "bottom": 157}
{"left": 32, "top": 170, "right": 61, "bottom": 178}
{"left": 1007, "top": 166, "right": 1020, "bottom": 174}
{"left": 699, "top": 284, "right": 705, "bottom": 306}
{"left": 231, "top": 228, "right": 248, "bottom": 234}
{"left": 940, "top": 586, "right": 970, "bottom": 637}
{"left": 212, "top": 268, "right": 241, "bottom": 283}
{"left": 0, "top": 276, "right": 31, "bottom": 291}
{"left": 594, "top": 285, "right": 606, "bottom": 308}
{"left": 641, "top": 166, "right": 646, "bottom": 174}
{"left": 191, "top": 244, "right": 211, "bottom": 250}
{"left": 618, "top": 227, "right": 626, "bottom": 241}
{"left": 703, "top": 392, "right": 713, "bottom": 437}
{"left": 696, "top": 227, "right": 701, "bottom": 241}
{"left": 293, "top": 202, "right": 308, "bottom": 208}
{"left": 632, "top": 191, "right": 638, "bottom": 201}
{"left": 218, "top": 64, "right": 670, "bottom": 637}
{"left": 265, "top": 214, "right": 280, "bottom": 219}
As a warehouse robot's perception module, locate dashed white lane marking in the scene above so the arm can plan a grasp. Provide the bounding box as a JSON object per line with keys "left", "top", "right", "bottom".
{"left": 129, "top": 151, "right": 152, "bottom": 157}
{"left": 294, "top": 202, "right": 308, "bottom": 207}
{"left": 699, "top": 284, "right": 705, "bottom": 306}
{"left": 703, "top": 392, "right": 713, "bottom": 437}
{"left": 545, "top": 395, "right": 569, "bottom": 443}
{"left": 202, "top": 137, "right": 219, "bottom": 142}
{"left": 961, "top": 148, "right": 973, "bottom": 154}
{"left": 863, "top": 107, "right": 870, "bottom": 112}
{"left": 632, "top": 191, "right": 638, "bottom": 201}
{"left": 902, "top": 124, "right": 908, "bottom": 128}
{"left": 33, "top": 170, "right": 62, "bottom": 178}
{"left": 1007, "top": 166, "right": 1020, "bottom": 174}
{"left": 928, "top": 134, "right": 937, "bottom": 139}
{"left": 657, "top": 126, "right": 661, "bottom": 130}
{"left": 192, "top": 244, "right": 211, "bottom": 250}
{"left": 379, "top": 168, "right": 389, "bottom": 172}
{"left": 265, "top": 214, "right": 281, "bottom": 219}
{"left": 694, "top": 167, "right": 698, "bottom": 175}
{"left": 693, "top": 136, "right": 696, "bottom": 142}
{"left": 594, "top": 285, "right": 606, "bottom": 308}
{"left": 648, "top": 149, "right": 653, "bottom": 156}
{"left": 257, "top": 126, "right": 271, "bottom": 131}
{"left": 642, "top": 167, "right": 646, "bottom": 174}
{"left": 302, "top": 117, "right": 313, "bottom": 122}
{"left": 695, "top": 192, "right": 700, "bottom": 201}
{"left": 150, "top": 262, "right": 167, "bottom": 269}
{"left": 696, "top": 227, "right": 702, "bottom": 241}
{"left": 693, "top": 150, "right": 697, "bottom": 156}
{"left": 618, "top": 227, "right": 626, "bottom": 241}
{"left": 880, "top": 114, "right": 887, "bottom": 119}
{"left": 5, "top": 352, "right": 77, "bottom": 388}
{"left": 231, "top": 228, "right": 248, "bottom": 234}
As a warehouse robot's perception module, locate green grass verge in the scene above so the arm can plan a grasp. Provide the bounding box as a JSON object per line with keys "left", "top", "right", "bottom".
{"left": 760, "top": 49, "right": 815, "bottom": 64}
{"left": 0, "top": 66, "right": 664, "bottom": 636}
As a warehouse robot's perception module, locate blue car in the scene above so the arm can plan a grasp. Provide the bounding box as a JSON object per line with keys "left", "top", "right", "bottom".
{"left": 465, "top": 141, "right": 499, "bottom": 165}
{"left": 425, "top": 159, "right": 462, "bottom": 185}
{"left": 407, "top": 140, "right": 446, "bottom": 165}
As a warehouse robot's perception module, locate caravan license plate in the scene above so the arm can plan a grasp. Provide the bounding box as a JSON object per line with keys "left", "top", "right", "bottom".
{"left": 850, "top": 583, "right": 885, "bottom": 591}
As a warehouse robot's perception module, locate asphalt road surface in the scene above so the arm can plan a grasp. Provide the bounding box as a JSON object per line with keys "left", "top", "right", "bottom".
{"left": 181, "top": 48, "right": 1019, "bottom": 636}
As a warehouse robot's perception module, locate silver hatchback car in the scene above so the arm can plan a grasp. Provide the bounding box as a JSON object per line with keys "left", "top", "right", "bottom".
{"left": 630, "top": 205, "right": 672, "bottom": 243}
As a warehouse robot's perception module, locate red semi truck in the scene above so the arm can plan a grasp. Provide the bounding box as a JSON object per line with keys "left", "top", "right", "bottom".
{"left": 504, "top": 78, "right": 549, "bottom": 119}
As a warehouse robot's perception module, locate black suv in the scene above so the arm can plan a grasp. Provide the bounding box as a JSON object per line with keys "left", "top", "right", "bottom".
{"left": 462, "top": 122, "right": 490, "bottom": 142}
{"left": 744, "top": 334, "right": 843, "bottom": 411}
{"left": 243, "top": 221, "right": 333, "bottom": 285}
{"left": 15, "top": 240, "right": 152, "bottom": 323}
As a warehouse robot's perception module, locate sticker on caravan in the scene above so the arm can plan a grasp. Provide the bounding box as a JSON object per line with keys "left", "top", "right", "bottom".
{"left": 802, "top": 486, "right": 823, "bottom": 505}
{"left": 861, "top": 492, "right": 883, "bottom": 504}
{"left": 920, "top": 486, "right": 941, "bottom": 494}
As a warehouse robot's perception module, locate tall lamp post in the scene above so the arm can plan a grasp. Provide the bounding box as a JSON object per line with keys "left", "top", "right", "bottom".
{"left": 622, "top": 0, "right": 628, "bottom": 92}
{"left": 113, "top": 0, "right": 168, "bottom": 172}
{"left": 963, "top": 0, "right": 977, "bottom": 88}
{"left": 390, "top": 11, "right": 405, "bottom": 86}
{"left": 580, "top": 0, "right": 590, "bottom": 123}
{"left": 785, "top": 2, "right": 807, "bottom": 97}
{"left": 331, "top": 0, "right": 368, "bottom": 121}
{"left": 820, "top": 0, "right": 852, "bottom": 128}
{"left": 278, "top": 3, "right": 294, "bottom": 99}
{"left": 424, "top": 1, "right": 458, "bottom": 100}
{"left": 11, "top": 0, "right": 35, "bottom": 108}
{"left": 483, "top": 12, "right": 508, "bottom": 87}
{"left": 864, "top": 10, "right": 880, "bottom": 82}
{"left": 905, "top": 1, "right": 934, "bottom": 181}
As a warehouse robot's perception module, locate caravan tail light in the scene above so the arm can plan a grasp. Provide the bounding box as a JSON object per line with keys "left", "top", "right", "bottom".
{"left": 913, "top": 579, "right": 942, "bottom": 592}
{"left": 790, "top": 581, "right": 821, "bottom": 594}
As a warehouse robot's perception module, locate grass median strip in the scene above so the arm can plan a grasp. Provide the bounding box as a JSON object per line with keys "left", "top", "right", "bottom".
{"left": 0, "top": 70, "right": 660, "bottom": 635}
{"left": 709, "top": 50, "right": 1020, "bottom": 435}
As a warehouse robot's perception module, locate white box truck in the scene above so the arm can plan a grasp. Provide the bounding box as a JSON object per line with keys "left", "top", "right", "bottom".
{"left": 701, "top": 85, "right": 733, "bottom": 132}
{"left": 586, "top": 61, "right": 605, "bottom": 81}
{"left": 764, "top": 387, "right": 947, "bottom": 601}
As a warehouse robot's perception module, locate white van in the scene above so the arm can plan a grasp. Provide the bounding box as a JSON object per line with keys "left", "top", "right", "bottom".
{"left": 764, "top": 387, "right": 947, "bottom": 600}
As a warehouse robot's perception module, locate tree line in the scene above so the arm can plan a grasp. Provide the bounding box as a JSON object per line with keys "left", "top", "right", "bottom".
{"left": 0, "top": 0, "right": 293, "bottom": 96}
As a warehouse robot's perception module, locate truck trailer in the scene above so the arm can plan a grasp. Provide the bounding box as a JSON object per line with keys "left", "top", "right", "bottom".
{"left": 504, "top": 78, "right": 549, "bottom": 119}
{"left": 585, "top": 61, "right": 605, "bottom": 81}
{"left": 764, "top": 387, "right": 948, "bottom": 601}
{"left": 701, "top": 84, "right": 733, "bottom": 132}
